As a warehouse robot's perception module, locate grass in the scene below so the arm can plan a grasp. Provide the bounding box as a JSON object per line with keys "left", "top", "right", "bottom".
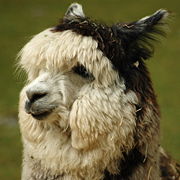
{"left": 0, "top": 124, "right": 22, "bottom": 180}
{"left": 0, "top": 0, "right": 179, "bottom": 179}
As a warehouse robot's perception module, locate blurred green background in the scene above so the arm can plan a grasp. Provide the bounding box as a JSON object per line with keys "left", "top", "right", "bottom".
{"left": 0, "top": 0, "right": 179, "bottom": 179}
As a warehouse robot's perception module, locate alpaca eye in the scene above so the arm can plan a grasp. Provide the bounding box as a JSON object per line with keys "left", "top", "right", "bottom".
{"left": 73, "top": 65, "right": 94, "bottom": 79}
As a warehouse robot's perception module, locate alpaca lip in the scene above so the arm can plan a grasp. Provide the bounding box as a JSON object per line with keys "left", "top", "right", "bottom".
{"left": 24, "top": 100, "right": 53, "bottom": 120}
{"left": 31, "top": 111, "right": 52, "bottom": 120}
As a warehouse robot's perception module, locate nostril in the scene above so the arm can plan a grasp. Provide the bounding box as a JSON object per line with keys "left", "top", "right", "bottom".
{"left": 30, "top": 93, "right": 47, "bottom": 102}
{"left": 26, "top": 89, "right": 48, "bottom": 103}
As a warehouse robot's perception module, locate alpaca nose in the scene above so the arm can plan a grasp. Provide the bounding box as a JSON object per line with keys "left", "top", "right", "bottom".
{"left": 25, "top": 89, "right": 50, "bottom": 117}
{"left": 26, "top": 89, "right": 48, "bottom": 103}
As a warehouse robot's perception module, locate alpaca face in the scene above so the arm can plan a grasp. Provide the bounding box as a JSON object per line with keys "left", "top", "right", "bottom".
{"left": 20, "top": 27, "right": 119, "bottom": 122}
{"left": 19, "top": 3, "right": 168, "bottom": 126}
{"left": 24, "top": 71, "right": 91, "bottom": 120}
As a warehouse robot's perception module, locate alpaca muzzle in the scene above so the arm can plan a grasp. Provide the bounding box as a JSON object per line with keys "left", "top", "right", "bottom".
{"left": 24, "top": 90, "right": 55, "bottom": 120}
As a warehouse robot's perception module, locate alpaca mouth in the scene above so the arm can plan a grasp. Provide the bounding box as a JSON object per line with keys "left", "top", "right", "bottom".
{"left": 25, "top": 100, "right": 54, "bottom": 120}
{"left": 31, "top": 111, "right": 52, "bottom": 120}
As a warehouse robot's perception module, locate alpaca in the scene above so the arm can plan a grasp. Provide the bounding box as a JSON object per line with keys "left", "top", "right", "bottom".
{"left": 18, "top": 3, "right": 179, "bottom": 180}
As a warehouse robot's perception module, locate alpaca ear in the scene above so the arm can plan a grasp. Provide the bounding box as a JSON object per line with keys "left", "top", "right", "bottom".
{"left": 115, "top": 9, "right": 169, "bottom": 61}
{"left": 116, "top": 9, "right": 169, "bottom": 39}
{"left": 64, "top": 3, "right": 85, "bottom": 21}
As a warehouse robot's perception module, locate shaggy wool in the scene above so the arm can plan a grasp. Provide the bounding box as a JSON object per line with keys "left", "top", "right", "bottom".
{"left": 18, "top": 3, "right": 179, "bottom": 180}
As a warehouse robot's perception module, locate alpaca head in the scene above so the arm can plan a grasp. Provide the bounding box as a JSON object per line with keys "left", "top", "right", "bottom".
{"left": 19, "top": 3, "right": 168, "bottom": 144}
